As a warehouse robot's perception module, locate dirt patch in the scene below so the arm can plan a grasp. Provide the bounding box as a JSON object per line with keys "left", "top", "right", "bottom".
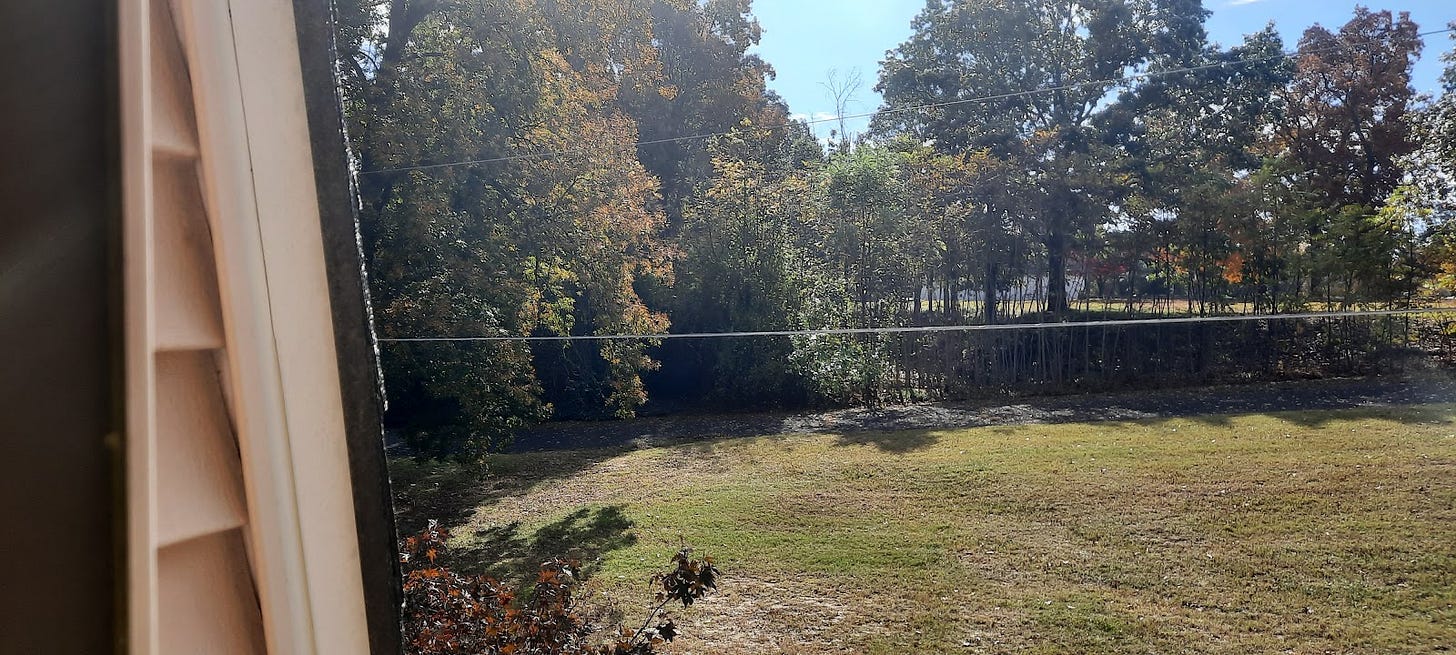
{"left": 659, "top": 575, "right": 906, "bottom": 655}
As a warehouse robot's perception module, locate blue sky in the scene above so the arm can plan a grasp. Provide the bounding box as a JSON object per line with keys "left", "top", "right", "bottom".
{"left": 751, "top": 0, "right": 1456, "bottom": 141}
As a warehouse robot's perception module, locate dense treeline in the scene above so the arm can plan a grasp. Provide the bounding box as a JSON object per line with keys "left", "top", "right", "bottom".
{"left": 337, "top": 1, "right": 1456, "bottom": 455}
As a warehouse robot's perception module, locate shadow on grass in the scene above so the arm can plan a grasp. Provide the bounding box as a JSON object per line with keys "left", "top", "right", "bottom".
{"left": 834, "top": 429, "right": 940, "bottom": 453}
{"left": 391, "top": 450, "right": 642, "bottom": 588}
{"left": 1266, "top": 404, "right": 1456, "bottom": 429}
{"left": 510, "top": 375, "right": 1456, "bottom": 457}
{"left": 390, "top": 446, "right": 634, "bottom": 537}
{"left": 456, "top": 505, "right": 637, "bottom": 585}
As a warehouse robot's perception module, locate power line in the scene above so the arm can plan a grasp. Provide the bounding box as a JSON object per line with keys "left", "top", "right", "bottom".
{"left": 358, "top": 26, "right": 1454, "bottom": 177}
{"left": 378, "top": 307, "right": 1456, "bottom": 343}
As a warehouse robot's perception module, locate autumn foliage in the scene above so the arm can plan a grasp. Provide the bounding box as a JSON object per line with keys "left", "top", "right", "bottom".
{"left": 400, "top": 521, "right": 719, "bottom": 655}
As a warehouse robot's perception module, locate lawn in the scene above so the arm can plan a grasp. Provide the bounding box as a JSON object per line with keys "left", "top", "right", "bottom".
{"left": 391, "top": 405, "right": 1456, "bottom": 654}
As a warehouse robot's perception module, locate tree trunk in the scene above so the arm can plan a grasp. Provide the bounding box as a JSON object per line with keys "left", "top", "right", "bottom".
{"left": 985, "top": 260, "right": 999, "bottom": 325}
{"left": 1046, "top": 230, "right": 1069, "bottom": 315}
{"left": 914, "top": 276, "right": 923, "bottom": 317}
{"left": 380, "top": 0, "right": 439, "bottom": 86}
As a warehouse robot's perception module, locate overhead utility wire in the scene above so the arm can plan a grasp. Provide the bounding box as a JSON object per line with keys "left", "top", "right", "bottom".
{"left": 359, "top": 26, "right": 1454, "bottom": 177}
{"left": 378, "top": 307, "right": 1456, "bottom": 343}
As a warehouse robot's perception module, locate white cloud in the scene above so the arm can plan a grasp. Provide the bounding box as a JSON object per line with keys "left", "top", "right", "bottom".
{"left": 1225, "top": 0, "right": 1266, "bottom": 6}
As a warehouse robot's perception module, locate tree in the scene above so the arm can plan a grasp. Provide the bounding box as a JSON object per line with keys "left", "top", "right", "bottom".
{"left": 1407, "top": 23, "right": 1456, "bottom": 225}
{"left": 788, "top": 145, "right": 926, "bottom": 405}
{"left": 1401, "top": 24, "right": 1456, "bottom": 295}
{"left": 1271, "top": 9, "right": 1424, "bottom": 308}
{"left": 1100, "top": 26, "right": 1293, "bottom": 314}
{"left": 821, "top": 68, "right": 864, "bottom": 154}
{"left": 618, "top": 0, "right": 778, "bottom": 232}
{"left": 815, "top": 146, "right": 917, "bottom": 322}
{"left": 343, "top": 0, "right": 553, "bottom": 454}
{"left": 1279, "top": 8, "right": 1423, "bottom": 211}
{"left": 875, "top": 0, "right": 1209, "bottom": 314}
{"left": 668, "top": 122, "right": 823, "bottom": 406}
{"left": 337, "top": 0, "right": 677, "bottom": 449}
{"left": 893, "top": 140, "right": 1022, "bottom": 322}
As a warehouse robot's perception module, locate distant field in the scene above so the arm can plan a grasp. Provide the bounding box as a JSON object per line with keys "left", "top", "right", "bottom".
{"left": 393, "top": 406, "right": 1456, "bottom": 654}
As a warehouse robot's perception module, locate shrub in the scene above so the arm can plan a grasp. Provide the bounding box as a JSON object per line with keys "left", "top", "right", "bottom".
{"left": 400, "top": 521, "right": 719, "bottom": 655}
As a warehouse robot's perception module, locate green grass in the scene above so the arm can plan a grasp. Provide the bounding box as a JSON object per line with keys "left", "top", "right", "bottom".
{"left": 392, "top": 405, "right": 1456, "bottom": 654}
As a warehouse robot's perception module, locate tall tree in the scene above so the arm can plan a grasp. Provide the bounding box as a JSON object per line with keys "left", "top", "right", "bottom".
{"left": 1279, "top": 8, "right": 1423, "bottom": 210}
{"left": 874, "top": 0, "right": 1209, "bottom": 313}
{"left": 1271, "top": 9, "right": 1424, "bottom": 306}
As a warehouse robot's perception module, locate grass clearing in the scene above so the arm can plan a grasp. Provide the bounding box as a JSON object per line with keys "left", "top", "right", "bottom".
{"left": 392, "top": 405, "right": 1456, "bottom": 654}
